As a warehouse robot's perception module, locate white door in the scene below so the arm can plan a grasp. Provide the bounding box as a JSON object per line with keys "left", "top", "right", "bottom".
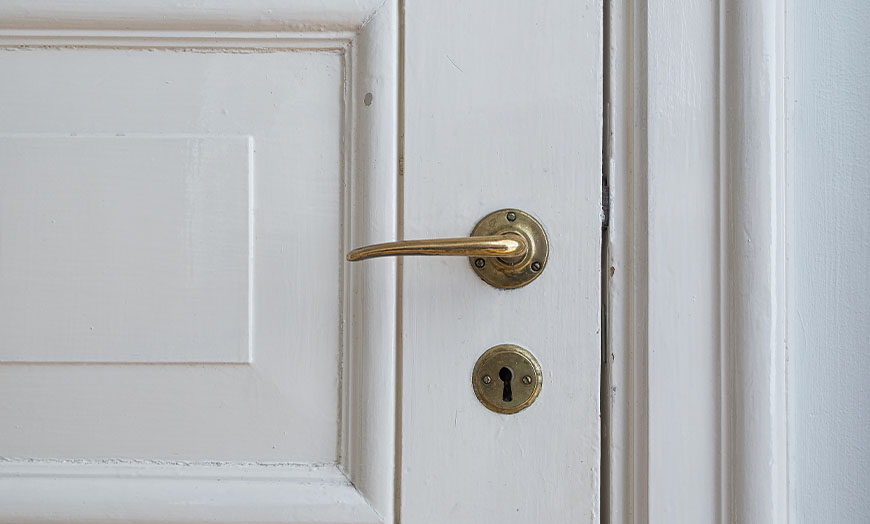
{"left": 0, "top": 1, "right": 602, "bottom": 523}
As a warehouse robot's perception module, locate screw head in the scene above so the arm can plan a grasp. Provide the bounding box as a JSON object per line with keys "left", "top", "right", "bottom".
{"left": 474, "top": 258, "right": 486, "bottom": 268}
{"left": 506, "top": 211, "right": 517, "bottom": 222}
{"left": 522, "top": 375, "right": 533, "bottom": 385}
{"left": 482, "top": 375, "right": 492, "bottom": 385}
{"left": 530, "top": 261, "right": 542, "bottom": 272}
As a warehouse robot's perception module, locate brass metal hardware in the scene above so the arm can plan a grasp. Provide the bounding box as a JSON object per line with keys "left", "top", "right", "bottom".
{"left": 346, "top": 233, "right": 526, "bottom": 261}
{"left": 472, "top": 344, "right": 542, "bottom": 414}
{"left": 346, "top": 208, "right": 548, "bottom": 289}
{"left": 468, "top": 209, "right": 548, "bottom": 289}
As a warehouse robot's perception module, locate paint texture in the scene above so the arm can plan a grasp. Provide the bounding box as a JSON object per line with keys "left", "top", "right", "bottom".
{"left": 794, "top": 0, "right": 870, "bottom": 521}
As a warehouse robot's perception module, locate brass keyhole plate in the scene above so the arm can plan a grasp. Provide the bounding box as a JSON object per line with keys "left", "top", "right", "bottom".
{"left": 469, "top": 209, "right": 548, "bottom": 289}
{"left": 472, "top": 344, "right": 542, "bottom": 414}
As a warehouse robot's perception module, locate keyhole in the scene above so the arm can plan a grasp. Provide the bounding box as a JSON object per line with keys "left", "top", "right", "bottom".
{"left": 499, "top": 366, "right": 514, "bottom": 402}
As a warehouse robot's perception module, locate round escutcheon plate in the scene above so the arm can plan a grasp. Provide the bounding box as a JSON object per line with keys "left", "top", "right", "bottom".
{"left": 472, "top": 344, "right": 543, "bottom": 415}
{"left": 468, "top": 209, "right": 548, "bottom": 289}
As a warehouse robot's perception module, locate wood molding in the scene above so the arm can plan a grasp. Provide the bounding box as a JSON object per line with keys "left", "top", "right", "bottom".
{"left": 341, "top": 2, "right": 398, "bottom": 521}
{"left": 0, "top": 0, "right": 386, "bottom": 32}
{"left": 605, "top": 0, "right": 789, "bottom": 522}
{"left": 0, "top": 30, "right": 356, "bottom": 49}
{"left": 0, "top": 459, "right": 380, "bottom": 524}
{"left": 720, "top": 1, "right": 789, "bottom": 522}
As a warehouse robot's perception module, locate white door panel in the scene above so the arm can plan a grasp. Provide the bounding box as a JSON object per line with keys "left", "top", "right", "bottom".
{"left": 0, "top": 1, "right": 600, "bottom": 522}
{"left": 0, "top": 42, "right": 345, "bottom": 463}
{"left": 1, "top": 135, "right": 251, "bottom": 364}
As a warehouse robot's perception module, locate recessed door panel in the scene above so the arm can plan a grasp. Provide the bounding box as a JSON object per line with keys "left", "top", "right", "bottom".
{"left": 0, "top": 44, "right": 344, "bottom": 462}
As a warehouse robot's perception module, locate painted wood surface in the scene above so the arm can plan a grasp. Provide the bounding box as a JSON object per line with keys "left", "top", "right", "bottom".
{"left": 0, "top": 0, "right": 383, "bottom": 31}
{"left": 0, "top": 37, "right": 347, "bottom": 462}
{"left": 0, "top": 135, "right": 252, "bottom": 363}
{"left": 0, "top": 1, "right": 398, "bottom": 521}
{"left": 721, "top": 2, "right": 789, "bottom": 522}
{"left": 341, "top": 3, "right": 398, "bottom": 521}
{"left": 606, "top": 1, "right": 789, "bottom": 523}
{"left": 0, "top": 0, "right": 603, "bottom": 522}
{"left": 401, "top": 1, "right": 602, "bottom": 523}
{"left": 0, "top": 461, "right": 380, "bottom": 524}
{"left": 791, "top": 0, "right": 870, "bottom": 522}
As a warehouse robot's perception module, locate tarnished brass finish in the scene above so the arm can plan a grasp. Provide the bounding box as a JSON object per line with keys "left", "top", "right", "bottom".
{"left": 345, "top": 208, "right": 548, "bottom": 289}
{"left": 472, "top": 344, "right": 542, "bottom": 414}
{"left": 468, "top": 209, "right": 548, "bottom": 289}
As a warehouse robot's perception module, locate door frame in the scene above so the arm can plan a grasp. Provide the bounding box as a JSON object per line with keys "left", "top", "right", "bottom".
{"left": 604, "top": 1, "right": 792, "bottom": 522}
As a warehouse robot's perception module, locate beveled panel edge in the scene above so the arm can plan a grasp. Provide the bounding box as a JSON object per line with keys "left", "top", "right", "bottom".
{"left": 0, "top": 0, "right": 387, "bottom": 32}
{"left": 339, "top": 1, "right": 399, "bottom": 521}
{"left": 0, "top": 29, "right": 356, "bottom": 50}
{"left": 0, "top": 459, "right": 382, "bottom": 524}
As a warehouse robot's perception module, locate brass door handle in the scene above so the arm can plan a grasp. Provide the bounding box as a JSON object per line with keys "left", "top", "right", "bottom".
{"left": 346, "top": 208, "right": 548, "bottom": 289}
{"left": 346, "top": 233, "right": 527, "bottom": 261}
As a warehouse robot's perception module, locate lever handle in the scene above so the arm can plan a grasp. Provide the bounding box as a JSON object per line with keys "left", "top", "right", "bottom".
{"left": 346, "top": 233, "right": 527, "bottom": 262}
{"left": 345, "top": 208, "right": 549, "bottom": 289}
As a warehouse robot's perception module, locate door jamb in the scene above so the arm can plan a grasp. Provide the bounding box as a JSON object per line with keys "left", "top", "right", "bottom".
{"left": 603, "top": 1, "right": 792, "bottom": 522}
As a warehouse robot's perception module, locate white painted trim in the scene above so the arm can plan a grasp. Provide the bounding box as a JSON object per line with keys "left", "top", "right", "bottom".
{"left": 0, "top": 0, "right": 385, "bottom": 31}
{"left": 0, "top": 459, "right": 381, "bottom": 524}
{"left": 341, "top": 2, "right": 398, "bottom": 522}
{"left": 720, "top": 1, "right": 789, "bottom": 522}
{"left": 783, "top": 2, "right": 797, "bottom": 521}
{"left": 0, "top": 30, "right": 357, "bottom": 49}
{"left": 605, "top": 0, "right": 790, "bottom": 522}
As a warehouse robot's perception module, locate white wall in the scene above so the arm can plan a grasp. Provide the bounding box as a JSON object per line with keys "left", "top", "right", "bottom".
{"left": 792, "top": 0, "right": 870, "bottom": 522}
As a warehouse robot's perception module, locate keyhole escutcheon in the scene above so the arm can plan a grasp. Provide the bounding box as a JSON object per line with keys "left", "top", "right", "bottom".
{"left": 472, "top": 344, "right": 542, "bottom": 415}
